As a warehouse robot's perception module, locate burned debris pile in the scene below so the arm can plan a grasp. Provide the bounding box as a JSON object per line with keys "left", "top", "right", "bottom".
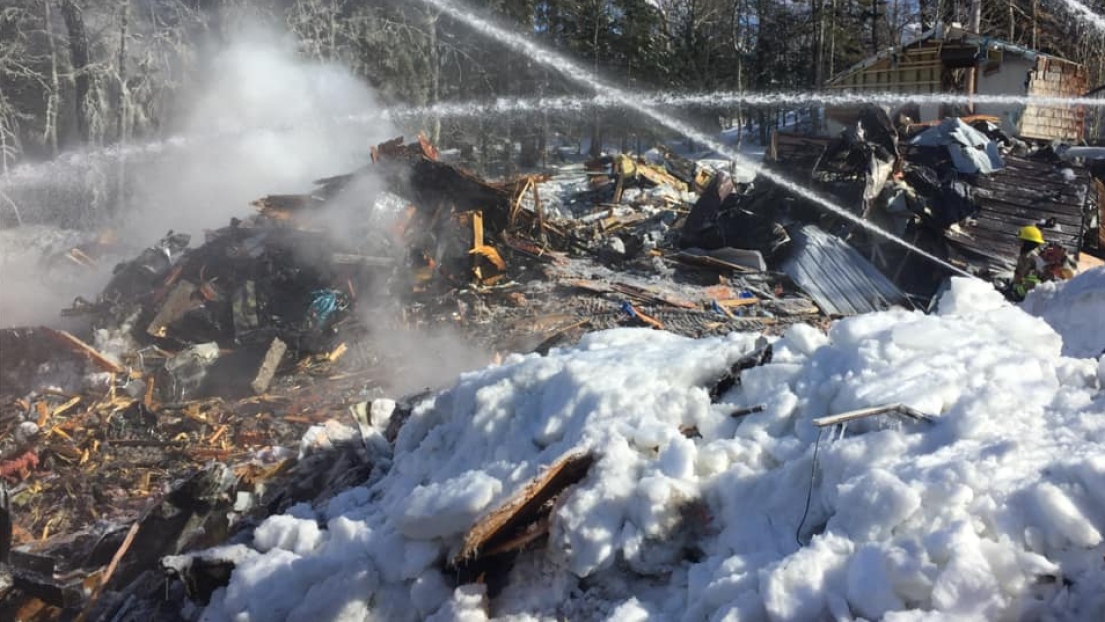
{"left": 9, "top": 119, "right": 1095, "bottom": 617}
{"left": 767, "top": 106, "right": 1105, "bottom": 296}
{"left": 0, "top": 134, "right": 836, "bottom": 619}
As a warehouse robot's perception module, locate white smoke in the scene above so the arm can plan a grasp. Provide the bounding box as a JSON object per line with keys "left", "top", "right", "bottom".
{"left": 0, "top": 23, "right": 398, "bottom": 328}
{"left": 126, "top": 24, "right": 397, "bottom": 240}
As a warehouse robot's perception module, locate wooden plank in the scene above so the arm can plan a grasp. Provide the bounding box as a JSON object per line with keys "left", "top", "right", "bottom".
{"left": 46, "top": 329, "right": 124, "bottom": 374}
{"left": 973, "top": 198, "right": 1084, "bottom": 226}
{"left": 450, "top": 450, "right": 594, "bottom": 568}
{"left": 250, "top": 338, "right": 287, "bottom": 396}
{"left": 813, "top": 403, "right": 934, "bottom": 427}
{"left": 961, "top": 214, "right": 1081, "bottom": 244}
{"left": 146, "top": 281, "right": 200, "bottom": 338}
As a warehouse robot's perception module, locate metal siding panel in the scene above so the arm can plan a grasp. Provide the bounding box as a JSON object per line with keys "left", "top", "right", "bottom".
{"left": 782, "top": 225, "right": 910, "bottom": 316}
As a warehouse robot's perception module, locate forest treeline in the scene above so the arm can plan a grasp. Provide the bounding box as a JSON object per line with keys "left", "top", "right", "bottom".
{"left": 1, "top": 0, "right": 1103, "bottom": 175}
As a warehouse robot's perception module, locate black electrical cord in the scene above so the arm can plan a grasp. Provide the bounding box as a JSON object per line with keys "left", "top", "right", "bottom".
{"left": 795, "top": 427, "right": 825, "bottom": 547}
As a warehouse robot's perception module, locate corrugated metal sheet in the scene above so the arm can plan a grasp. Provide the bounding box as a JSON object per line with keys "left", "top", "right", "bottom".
{"left": 781, "top": 225, "right": 913, "bottom": 316}
{"left": 941, "top": 155, "right": 1089, "bottom": 270}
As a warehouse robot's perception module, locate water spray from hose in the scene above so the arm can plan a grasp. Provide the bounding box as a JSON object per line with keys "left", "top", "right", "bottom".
{"left": 416, "top": 0, "right": 976, "bottom": 278}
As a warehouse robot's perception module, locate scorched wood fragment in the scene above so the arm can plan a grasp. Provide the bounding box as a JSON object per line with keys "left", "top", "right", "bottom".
{"left": 448, "top": 450, "right": 595, "bottom": 594}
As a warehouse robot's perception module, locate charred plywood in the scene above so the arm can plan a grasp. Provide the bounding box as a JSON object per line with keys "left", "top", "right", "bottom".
{"left": 768, "top": 132, "right": 832, "bottom": 179}
{"left": 944, "top": 156, "right": 1089, "bottom": 270}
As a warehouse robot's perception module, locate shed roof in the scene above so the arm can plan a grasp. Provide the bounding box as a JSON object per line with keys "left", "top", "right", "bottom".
{"left": 938, "top": 154, "right": 1089, "bottom": 270}
{"left": 825, "top": 24, "right": 1081, "bottom": 88}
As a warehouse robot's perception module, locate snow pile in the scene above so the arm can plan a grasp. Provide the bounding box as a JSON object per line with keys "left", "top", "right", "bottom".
{"left": 198, "top": 277, "right": 1105, "bottom": 621}
{"left": 1021, "top": 266, "right": 1105, "bottom": 359}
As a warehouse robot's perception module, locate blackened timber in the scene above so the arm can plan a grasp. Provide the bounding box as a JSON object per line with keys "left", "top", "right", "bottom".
{"left": 944, "top": 155, "right": 1090, "bottom": 268}
{"left": 709, "top": 340, "right": 774, "bottom": 402}
{"left": 450, "top": 451, "right": 595, "bottom": 580}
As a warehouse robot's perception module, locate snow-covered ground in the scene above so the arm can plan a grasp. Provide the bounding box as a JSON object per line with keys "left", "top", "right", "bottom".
{"left": 195, "top": 270, "right": 1105, "bottom": 621}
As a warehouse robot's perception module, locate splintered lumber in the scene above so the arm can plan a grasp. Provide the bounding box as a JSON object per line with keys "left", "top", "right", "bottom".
{"left": 450, "top": 450, "right": 595, "bottom": 570}
{"left": 709, "top": 340, "right": 773, "bottom": 402}
{"left": 718, "top": 297, "right": 761, "bottom": 308}
{"left": 812, "top": 403, "right": 935, "bottom": 427}
{"left": 75, "top": 520, "right": 141, "bottom": 622}
{"left": 564, "top": 278, "right": 697, "bottom": 310}
{"left": 147, "top": 281, "right": 200, "bottom": 338}
{"left": 45, "top": 329, "right": 124, "bottom": 374}
{"left": 501, "top": 232, "right": 567, "bottom": 265}
{"left": 251, "top": 194, "right": 322, "bottom": 219}
{"left": 622, "top": 302, "right": 665, "bottom": 330}
{"left": 250, "top": 338, "right": 287, "bottom": 396}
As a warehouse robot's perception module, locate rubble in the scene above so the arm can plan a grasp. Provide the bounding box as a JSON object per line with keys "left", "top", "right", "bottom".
{"left": 5, "top": 122, "right": 1098, "bottom": 618}
{"left": 0, "top": 133, "right": 835, "bottom": 619}
{"left": 769, "top": 105, "right": 1105, "bottom": 296}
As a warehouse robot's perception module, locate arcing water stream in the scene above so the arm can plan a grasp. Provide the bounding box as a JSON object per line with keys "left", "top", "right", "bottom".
{"left": 5, "top": 87, "right": 1100, "bottom": 191}
{"left": 416, "top": 0, "right": 975, "bottom": 278}
{"left": 383, "top": 90, "right": 1105, "bottom": 121}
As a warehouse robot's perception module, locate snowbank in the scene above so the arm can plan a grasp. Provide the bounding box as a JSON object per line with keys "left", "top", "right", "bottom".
{"left": 199, "top": 277, "right": 1105, "bottom": 621}
{"left": 1022, "top": 266, "right": 1105, "bottom": 359}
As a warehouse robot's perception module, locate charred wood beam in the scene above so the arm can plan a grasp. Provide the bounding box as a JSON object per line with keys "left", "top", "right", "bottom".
{"left": 709, "top": 339, "right": 774, "bottom": 402}
{"left": 449, "top": 450, "right": 595, "bottom": 592}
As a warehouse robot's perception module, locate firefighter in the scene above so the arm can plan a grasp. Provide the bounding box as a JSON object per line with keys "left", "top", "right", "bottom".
{"left": 1011, "top": 225, "right": 1077, "bottom": 300}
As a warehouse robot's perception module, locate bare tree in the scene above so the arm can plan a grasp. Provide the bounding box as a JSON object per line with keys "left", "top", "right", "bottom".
{"left": 57, "top": 0, "right": 91, "bottom": 143}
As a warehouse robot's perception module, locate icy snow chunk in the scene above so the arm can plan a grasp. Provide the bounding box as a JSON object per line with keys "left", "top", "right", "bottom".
{"left": 937, "top": 276, "right": 1007, "bottom": 316}
{"left": 1022, "top": 267, "right": 1105, "bottom": 358}
{"left": 253, "top": 514, "right": 324, "bottom": 555}
{"left": 427, "top": 585, "right": 489, "bottom": 622}
{"left": 401, "top": 470, "right": 502, "bottom": 539}
{"left": 923, "top": 524, "right": 1006, "bottom": 615}
{"left": 829, "top": 469, "right": 921, "bottom": 542}
{"left": 759, "top": 533, "right": 853, "bottom": 622}
{"left": 828, "top": 309, "right": 917, "bottom": 347}
{"left": 607, "top": 597, "right": 653, "bottom": 621}
{"left": 401, "top": 539, "right": 443, "bottom": 579}
{"left": 411, "top": 570, "right": 452, "bottom": 618}
{"left": 658, "top": 435, "right": 696, "bottom": 480}
{"left": 776, "top": 323, "right": 827, "bottom": 359}
{"left": 930, "top": 551, "right": 1003, "bottom": 614}
{"left": 846, "top": 545, "right": 905, "bottom": 620}
{"left": 1028, "top": 482, "right": 1102, "bottom": 549}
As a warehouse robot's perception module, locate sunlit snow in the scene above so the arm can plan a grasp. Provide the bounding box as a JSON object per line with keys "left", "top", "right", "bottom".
{"left": 197, "top": 272, "right": 1105, "bottom": 621}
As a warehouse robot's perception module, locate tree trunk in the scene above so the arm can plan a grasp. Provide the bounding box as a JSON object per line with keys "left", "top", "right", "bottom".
{"left": 588, "top": 2, "right": 602, "bottom": 158}
{"left": 43, "top": 0, "right": 61, "bottom": 156}
{"left": 427, "top": 9, "right": 441, "bottom": 144}
{"left": 1032, "top": 0, "right": 1038, "bottom": 50}
{"left": 58, "top": 0, "right": 91, "bottom": 144}
{"left": 116, "top": 0, "right": 127, "bottom": 143}
{"left": 115, "top": 0, "right": 128, "bottom": 217}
